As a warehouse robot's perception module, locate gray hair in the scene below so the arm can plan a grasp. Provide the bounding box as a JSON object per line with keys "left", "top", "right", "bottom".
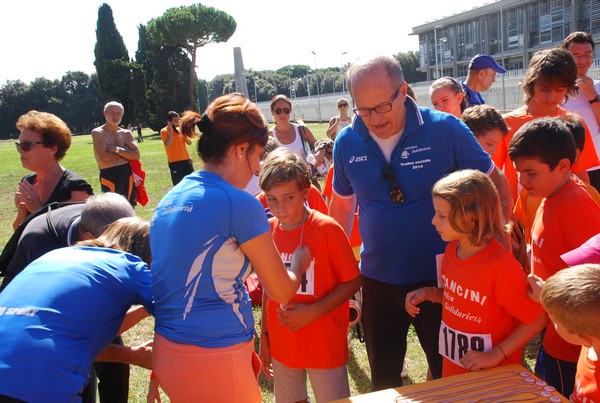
{"left": 79, "top": 193, "right": 135, "bottom": 237}
{"left": 347, "top": 55, "right": 404, "bottom": 96}
{"left": 104, "top": 101, "right": 124, "bottom": 113}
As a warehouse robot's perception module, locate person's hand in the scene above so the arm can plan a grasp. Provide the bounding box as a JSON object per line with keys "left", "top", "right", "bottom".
{"left": 576, "top": 76, "right": 598, "bottom": 101}
{"left": 460, "top": 349, "right": 503, "bottom": 371}
{"left": 313, "top": 149, "right": 326, "bottom": 166}
{"left": 405, "top": 288, "right": 428, "bottom": 317}
{"left": 277, "top": 302, "right": 317, "bottom": 332}
{"left": 15, "top": 180, "right": 41, "bottom": 213}
{"left": 258, "top": 335, "right": 274, "bottom": 379}
{"left": 526, "top": 274, "right": 545, "bottom": 304}
{"left": 129, "top": 340, "right": 153, "bottom": 369}
{"left": 147, "top": 372, "right": 161, "bottom": 403}
{"left": 292, "top": 245, "right": 312, "bottom": 275}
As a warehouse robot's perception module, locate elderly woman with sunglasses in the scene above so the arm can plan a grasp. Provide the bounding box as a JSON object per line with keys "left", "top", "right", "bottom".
{"left": 269, "top": 94, "right": 316, "bottom": 160}
{"left": 13, "top": 111, "right": 93, "bottom": 229}
{"left": 326, "top": 97, "right": 353, "bottom": 140}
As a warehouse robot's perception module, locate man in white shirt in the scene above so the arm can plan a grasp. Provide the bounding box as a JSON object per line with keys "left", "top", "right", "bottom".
{"left": 561, "top": 31, "right": 600, "bottom": 190}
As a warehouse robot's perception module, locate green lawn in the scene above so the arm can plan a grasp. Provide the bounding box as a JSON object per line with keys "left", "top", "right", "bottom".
{"left": 0, "top": 123, "right": 537, "bottom": 402}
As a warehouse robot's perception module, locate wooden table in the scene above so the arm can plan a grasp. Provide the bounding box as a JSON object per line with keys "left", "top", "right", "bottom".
{"left": 331, "top": 364, "right": 568, "bottom": 402}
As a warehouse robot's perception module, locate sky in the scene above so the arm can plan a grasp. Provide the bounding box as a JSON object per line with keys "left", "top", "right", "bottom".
{"left": 0, "top": 0, "right": 489, "bottom": 84}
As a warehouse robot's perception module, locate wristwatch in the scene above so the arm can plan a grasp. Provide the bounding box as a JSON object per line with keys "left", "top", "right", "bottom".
{"left": 589, "top": 95, "right": 600, "bottom": 104}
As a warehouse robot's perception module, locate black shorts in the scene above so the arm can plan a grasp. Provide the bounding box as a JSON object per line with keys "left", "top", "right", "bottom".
{"left": 100, "top": 164, "right": 137, "bottom": 206}
{"left": 168, "top": 159, "right": 194, "bottom": 186}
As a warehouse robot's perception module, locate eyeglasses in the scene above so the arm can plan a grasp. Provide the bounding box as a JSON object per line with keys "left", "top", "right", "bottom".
{"left": 353, "top": 86, "right": 402, "bottom": 117}
{"left": 15, "top": 141, "right": 44, "bottom": 152}
{"left": 274, "top": 108, "right": 291, "bottom": 115}
{"left": 338, "top": 103, "right": 348, "bottom": 108}
{"left": 381, "top": 164, "right": 404, "bottom": 203}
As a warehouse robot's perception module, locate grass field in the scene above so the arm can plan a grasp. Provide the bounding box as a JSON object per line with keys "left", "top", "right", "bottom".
{"left": 0, "top": 123, "right": 538, "bottom": 402}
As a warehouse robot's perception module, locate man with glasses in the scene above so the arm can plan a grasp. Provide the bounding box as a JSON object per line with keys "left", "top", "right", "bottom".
{"left": 561, "top": 31, "right": 600, "bottom": 191}
{"left": 329, "top": 55, "right": 512, "bottom": 391}
{"left": 461, "top": 54, "right": 507, "bottom": 107}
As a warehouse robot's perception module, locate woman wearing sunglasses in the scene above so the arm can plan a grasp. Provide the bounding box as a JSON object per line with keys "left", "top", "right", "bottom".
{"left": 326, "top": 97, "right": 353, "bottom": 140}
{"left": 270, "top": 94, "right": 316, "bottom": 160}
{"left": 13, "top": 110, "right": 93, "bottom": 229}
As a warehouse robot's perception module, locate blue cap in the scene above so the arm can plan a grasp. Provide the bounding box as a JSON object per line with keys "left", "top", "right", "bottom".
{"left": 468, "top": 54, "right": 507, "bottom": 73}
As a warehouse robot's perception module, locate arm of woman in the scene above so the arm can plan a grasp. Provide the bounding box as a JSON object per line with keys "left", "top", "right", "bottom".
{"left": 240, "top": 232, "right": 310, "bottom": 304}
{"left": 13, "top": 180, "right": 38, "bottom": 229}
{"left": 326, "top": 117, "right": 338, "bottom": 139}
{"left": 278, "top": 276, "right": 362, "bottom": 332}
{"left": 304, "top": 126, "right": 317, "bottom": 148}
{"left": 258, "top": 290, "right": 274, "bottom": 378}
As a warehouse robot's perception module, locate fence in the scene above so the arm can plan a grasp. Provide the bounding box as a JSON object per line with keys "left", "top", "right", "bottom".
{"left": 258, "top": 60, "right": 600, "bottom": 120}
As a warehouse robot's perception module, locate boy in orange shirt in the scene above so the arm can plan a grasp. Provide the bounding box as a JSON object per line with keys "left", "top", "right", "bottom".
{"left": 514, "top": 115, "right": 600, "bottom": 246}
{"left": 258, "top": 148, "right": 361, "bottom": 403}
{"left": 508, "top": 116, "right": 600, "bottom": 397}
{"left": 530, "top": 236, "right": 600, "bottom": 402}
{"left": 461, "top": 104, "right": 508, "bottom": 158}
{"left": 541, "top": 263, "right": 600, "bottom": 402}
{"left": 494, "top": 48, "right": 599, "bottom": 202}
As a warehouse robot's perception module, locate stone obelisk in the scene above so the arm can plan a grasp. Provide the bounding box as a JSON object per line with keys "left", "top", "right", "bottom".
{"left": 233, "top": 47, "right": 249, "bottom": 97}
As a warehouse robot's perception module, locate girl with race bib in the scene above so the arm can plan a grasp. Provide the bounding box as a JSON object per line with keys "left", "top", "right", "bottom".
{"left": 405, "top": 169, "right": 545, "bottom": 377}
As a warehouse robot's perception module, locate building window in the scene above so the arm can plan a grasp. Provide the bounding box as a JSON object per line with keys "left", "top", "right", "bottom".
{"left": 580, "top": 0, "right": 600, "bottom": 35}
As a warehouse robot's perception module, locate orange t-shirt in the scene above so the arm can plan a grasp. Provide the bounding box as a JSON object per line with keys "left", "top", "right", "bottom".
{"left": 440, "top": 240, "right": 543, "bottom": 377}
{"left": 514, "top": 175, "right": 600, "bottom": 244}
{"left": 571, "top": 346, "right": 600, "bottom": 403}
{"left": 266, "top": 210, "right": 360, "bottom": 368}
{"left": 531, "top": 178, "right": 600, "bottom": 361}
{"left": 493, "top": 106, "right": 600, "bottom": 201}
{"left": 160, "top": 126, "right": 192, "bottom": 163}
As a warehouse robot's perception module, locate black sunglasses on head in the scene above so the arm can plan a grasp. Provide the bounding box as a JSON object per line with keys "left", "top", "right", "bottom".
{"left": 381, "top": 164, "right": 405, "bottom": 203}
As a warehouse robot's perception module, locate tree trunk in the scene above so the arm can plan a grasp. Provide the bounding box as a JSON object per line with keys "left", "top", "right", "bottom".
{"left": 188, "top": 47, "right": 197, "bottom": 109}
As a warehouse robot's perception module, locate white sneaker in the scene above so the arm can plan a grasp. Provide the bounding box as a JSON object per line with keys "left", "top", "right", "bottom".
{"left": 401, "top": 362, "right": 408, "bottom": 378}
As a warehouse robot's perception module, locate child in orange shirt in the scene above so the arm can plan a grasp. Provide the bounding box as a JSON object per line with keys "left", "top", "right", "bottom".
{"left": 527, "top": 234, "right": 600, "bottom": 402}
{"left": 461, "top": 104, "right": 508, "bottom": 158}
{"left": 514, "top": 115, "right": 600, "bottom": 245}
{"left": 493, "top": 48, "right": 599, "bottom": 202}
{"left": 539, "top": 260, "right": 600, "bottom": 402}
{"left": 258, "top": 148, "right": 361, "bottom": 403}
{"left": 508, "top": 116, "right": 600, "bottom": 396}
{"left": 405, "top": 169, "right": 545, "bottom": 377}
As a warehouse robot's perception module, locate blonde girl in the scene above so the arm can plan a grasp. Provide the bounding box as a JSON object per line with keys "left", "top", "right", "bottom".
{"left": 406, "top": 169, "right": 545, "bottom": 377}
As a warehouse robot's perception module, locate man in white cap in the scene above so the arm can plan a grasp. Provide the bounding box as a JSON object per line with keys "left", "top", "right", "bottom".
{"left": 461, "top": 54, "right": 507, "bottom": 107}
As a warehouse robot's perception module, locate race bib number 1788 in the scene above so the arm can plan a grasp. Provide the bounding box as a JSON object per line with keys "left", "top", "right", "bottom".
{"left": 439, "top": 321, "right": 492, "bottom": 367}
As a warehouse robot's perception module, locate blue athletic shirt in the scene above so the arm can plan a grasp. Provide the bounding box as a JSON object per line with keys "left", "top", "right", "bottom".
{"left": 333, "top": 97, "right": 494, "bottom": 285}
{"left": 150, "top": 171, "right": 270, "bottom": 348}
{"left": 0, "top": 246, "right": 153, "bottom": 402}
{"left": 461, "top": 81, "right": 486, "bottom": 106}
